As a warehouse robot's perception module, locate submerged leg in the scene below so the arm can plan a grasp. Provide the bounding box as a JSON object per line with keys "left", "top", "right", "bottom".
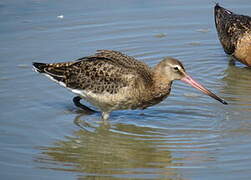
{"left": 229, "top": 59, "right": 236, "bottom": 66}
{"left": 73, "top": 96, "right": 97, "bottom": 113}
{"left": 101, "top": 111, "right": 110, "bottom": 121}
{"left": 228, "top": 56, "right": 236, "bottom": 66}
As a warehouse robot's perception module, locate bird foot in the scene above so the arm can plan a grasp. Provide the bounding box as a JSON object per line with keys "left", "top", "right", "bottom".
{"left": 228, "top": 58, "right": 236, "bottom": 66}
{"left": 73, "top": 96, "right": 97, "bottom": 114}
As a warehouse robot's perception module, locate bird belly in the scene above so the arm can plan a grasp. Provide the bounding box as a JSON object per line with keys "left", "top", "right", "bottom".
{"left": 70, "top": 88, "right": 140, "bottom": 112}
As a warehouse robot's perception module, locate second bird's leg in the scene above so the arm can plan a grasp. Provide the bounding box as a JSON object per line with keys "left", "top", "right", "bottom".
{"left": 229, "top": 56, "right": 236, "bottom": 66}
{"left": 73, "top": 96, "right": 97, "bottom": 113}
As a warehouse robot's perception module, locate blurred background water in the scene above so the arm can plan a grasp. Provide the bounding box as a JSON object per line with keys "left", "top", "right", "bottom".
{"left": 1, "top": 0, "right": 251, "bottom": 179}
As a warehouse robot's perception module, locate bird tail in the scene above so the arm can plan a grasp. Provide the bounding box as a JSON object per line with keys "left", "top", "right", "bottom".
{"left": 32, "top": 61, "right": 68, "bottom": 84}
{"left": 214, "top": 3, "right": 233, "bottom": 20}
{"left": 32, "top": 62, "right": 47, "bottom": 73}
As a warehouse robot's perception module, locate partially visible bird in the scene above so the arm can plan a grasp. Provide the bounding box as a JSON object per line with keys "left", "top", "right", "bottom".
{"left": 214, "top": 3, "right": 251, "bottom": 66}
{"left": 33, "top": 50, "right": 227, "bottom": 120}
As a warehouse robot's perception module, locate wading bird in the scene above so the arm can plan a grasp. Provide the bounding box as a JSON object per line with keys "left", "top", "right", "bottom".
{"left": 214, "top": 4, "right": 251, "bottom": 66}
{"left": 33, "top": 50, "right": 227, "bottom": 120}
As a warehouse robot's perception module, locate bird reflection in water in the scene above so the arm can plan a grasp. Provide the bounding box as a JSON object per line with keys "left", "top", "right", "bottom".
{"left": 222, "top": 64, "right": 251, "bottom": 98}
{"left": 222, "top": 63, "right": 251, "bottom": 111}
{"left": 34, "top": 114, "right": 185, "bottom": 180}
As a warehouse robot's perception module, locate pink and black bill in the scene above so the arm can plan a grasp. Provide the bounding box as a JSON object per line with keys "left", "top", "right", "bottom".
{"left": 181, "top": 73, "right": 228, "bottom": 105}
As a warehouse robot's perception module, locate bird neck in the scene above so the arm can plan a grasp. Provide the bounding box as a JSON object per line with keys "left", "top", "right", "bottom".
{"left": 152, "top": 68, "right": 173, "bottom": 94}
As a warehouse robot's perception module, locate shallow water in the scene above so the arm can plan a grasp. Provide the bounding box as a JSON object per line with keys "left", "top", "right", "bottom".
{"left": 1, "top": 0, "right": 251, "bottom": 179}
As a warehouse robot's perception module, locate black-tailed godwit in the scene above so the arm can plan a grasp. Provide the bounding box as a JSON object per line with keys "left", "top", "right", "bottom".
{"left": 33, "top": 50, "right": 227, "bottom": 120}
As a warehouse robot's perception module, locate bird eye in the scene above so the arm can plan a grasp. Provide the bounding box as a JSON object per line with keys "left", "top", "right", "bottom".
{"left": 173, "top": 66, "right": 179, "bottom": 71}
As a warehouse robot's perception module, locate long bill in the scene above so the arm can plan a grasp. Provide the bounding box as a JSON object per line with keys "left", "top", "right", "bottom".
{"left": 181, "top": 73, "right": 228, "bottom": 105}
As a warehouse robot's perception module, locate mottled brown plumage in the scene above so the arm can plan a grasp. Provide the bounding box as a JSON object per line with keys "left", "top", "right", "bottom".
{"left": 214, "top": 4, "right": 251, "bottom": 66}
{"left": 33, "top": 50, "right": 227, "bottom": 120}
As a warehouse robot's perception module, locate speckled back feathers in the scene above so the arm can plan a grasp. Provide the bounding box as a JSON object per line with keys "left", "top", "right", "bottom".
{"left": 33, "top": 50, "right": 153, "bottom": 95}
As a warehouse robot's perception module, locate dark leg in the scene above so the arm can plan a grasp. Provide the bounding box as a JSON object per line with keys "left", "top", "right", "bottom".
{"left": 73, "top": 96, "right": 97, "bottom": 113}
{"left": 228, "top": 56, "right": 236, "bottom": 66}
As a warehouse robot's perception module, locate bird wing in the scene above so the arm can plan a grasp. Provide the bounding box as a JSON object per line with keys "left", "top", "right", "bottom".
{"left": 90, "top": 50, "right": 153, "bottom": 83}
{"left": 33, "top": 50, "right": 153, "bottom": 95}
{"left": 65, "top": 58, "right": 139, "bottom": 94}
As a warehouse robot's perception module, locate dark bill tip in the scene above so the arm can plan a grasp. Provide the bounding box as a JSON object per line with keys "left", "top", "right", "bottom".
{"left": 220, "top": 99, "right": 228, "bottom": 105}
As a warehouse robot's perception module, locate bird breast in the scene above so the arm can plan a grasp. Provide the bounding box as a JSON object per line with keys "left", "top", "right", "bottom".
{"left": 235, "top": 32, "right": 251, "bottom": 66}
